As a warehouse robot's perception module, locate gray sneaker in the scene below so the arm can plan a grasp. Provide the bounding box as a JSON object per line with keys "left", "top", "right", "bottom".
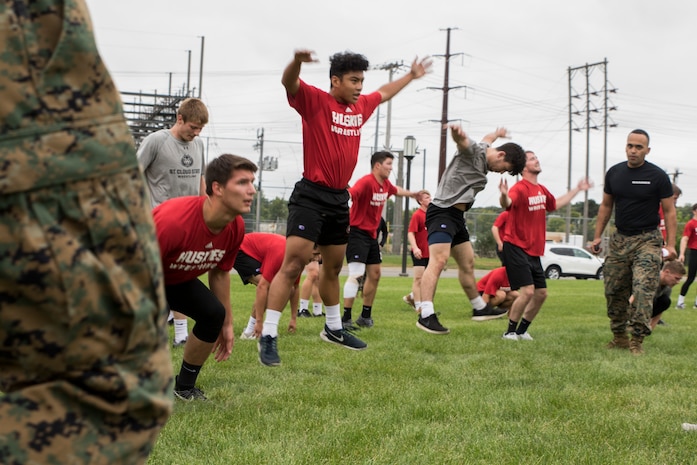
{"left": 320, "top": 325, "right": 367, "bottom": 350}
{"left": 355, "top": 316, "right": 374, "bottom": 328}
{"left": 258, "top": 335, "right": 281, "bottom": 366}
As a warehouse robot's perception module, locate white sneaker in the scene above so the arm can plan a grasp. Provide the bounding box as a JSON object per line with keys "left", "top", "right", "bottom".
{"left": 502, "top": 332, "right": 519, "bottom": 341}
{"left": 518, "top": 332, "right": 534, "bottom": 341}
{"left": 676, "top": 303, "right": 685, "bottom": 310}
{"left": 239, "top": 331, "right": 256, "bottom": 340}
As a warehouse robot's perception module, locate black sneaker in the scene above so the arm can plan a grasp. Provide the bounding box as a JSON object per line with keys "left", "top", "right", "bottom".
{"left": 355, "top": 316, "right": 374, "bottom": 328}
{"left": 342, "top": 319, "right": 357, "bottom": 330}
{"left": 320, "top": 325, "right": 367, "bottom": 350}
{"left": 298, "top": 309, "right": 312, "bottom": 318}
{"left": 471, "top": 304, "right": 508, "bottom": 321}
{"left": 173, "top": 385, "right": 207, "bottom": 401}
{"left": 172, "top": 338, "right": 187, "bottom": 348}
{"left": 258, "top": 335, "right": 281, "bottom": 366}
{"left": 416, "top": 313, "right": 450, "bottom": 334}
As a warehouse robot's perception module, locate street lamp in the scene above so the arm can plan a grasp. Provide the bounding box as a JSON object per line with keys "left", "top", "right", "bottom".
{"left": 400, "top": 135, "right": 417, "bottom": 276}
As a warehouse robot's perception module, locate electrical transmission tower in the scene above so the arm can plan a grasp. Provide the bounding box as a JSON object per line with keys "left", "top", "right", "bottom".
{"left": 567, "top": 59, "right": 617, "bottom": 243}
{"left": 429, "top": 27, "right": 465, "bottom": 181}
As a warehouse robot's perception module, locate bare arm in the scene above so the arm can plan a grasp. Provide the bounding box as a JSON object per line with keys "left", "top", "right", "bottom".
{"left": 480, "top": 127, "right": 509, "bottom": 146}
{"left": 208, "top": 267, "right": 233, "bottom": 361}
{"left": 679, "top": 235, "right": 689, "bottom": 262}
{"left": 492, "top": 224, "right": 503, "bottom": 251}
{"left": 554, "top": 178, "right": 592, "bottom": 211}
{"left": 407, "top": 231, "right": 422, "bottom": 259}
{"left": 281, "top": 49, "right": 317, "bottom": 97}
{"left": 450, "top": 124, "right": 473, "bottom": 153}
{"left": 590, "top": 192, "right": 614, "bottom": 253}
{"left": 660, "top": 196, "right": 677, "bottom": 259}
{"left": 377, "top": 56, "right": 432, "bottom": 103}
{"left": 499, "top": 178, "right": 511, "bottom": 209}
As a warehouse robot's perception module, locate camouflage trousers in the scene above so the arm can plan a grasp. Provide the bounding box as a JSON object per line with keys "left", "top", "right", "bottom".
{"left": 0, "top": 168, "right": 173, "bottom": 464}
{"left": 603, "top": 229, "right": 662, "bottom": 338}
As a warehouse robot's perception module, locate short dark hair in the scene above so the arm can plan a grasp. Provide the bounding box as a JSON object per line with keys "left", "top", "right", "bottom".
{"left": 370, "top": 151, "right": 394, "bottom": 167}
{"left": 205, "top": 154, "right": 257, "bottom": 195}
{"left": 630, "top": 129, "right": 650, "bottom": 144}
{"left": 692, "top": 203, "right": 697, "bottom": 212}
{"left": 663, "top": 260, "right": 686, "bottom": 276}
{"left": 329, "top": 51, "right": 369, "bottom": 80}
{"left": 497, "top": 142, "right": 527, "bottom": 176}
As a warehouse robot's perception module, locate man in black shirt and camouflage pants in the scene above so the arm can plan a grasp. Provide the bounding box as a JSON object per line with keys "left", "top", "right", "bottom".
{"left": 590, "top": 129, "right": 677, "bottom": 355}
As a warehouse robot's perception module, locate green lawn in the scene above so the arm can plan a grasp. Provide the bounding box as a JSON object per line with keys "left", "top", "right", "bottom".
{"left": 150, "top": 277, "right": 697, "bottom": 465}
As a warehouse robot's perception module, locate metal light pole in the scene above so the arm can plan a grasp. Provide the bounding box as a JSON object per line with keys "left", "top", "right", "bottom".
{"left": 400, "top": 135, "right": 416, "bottom": 276}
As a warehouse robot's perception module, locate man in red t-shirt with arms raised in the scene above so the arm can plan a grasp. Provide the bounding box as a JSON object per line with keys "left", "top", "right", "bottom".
{"left": 499, "top": 151, "right": 591, "bottom": 341}
{"left": 342, "top": 151, "right": 421, "bottom": 328}
{"left": 256, "top": 49, "right": 431, "bottom": 366}
{"left": 153, "top": 154, "right": 257, "bottom": 400}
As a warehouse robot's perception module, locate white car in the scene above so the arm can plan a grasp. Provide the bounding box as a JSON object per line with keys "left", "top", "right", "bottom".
{"left": 540, "top": 243, "right": 604, "bottom": 280}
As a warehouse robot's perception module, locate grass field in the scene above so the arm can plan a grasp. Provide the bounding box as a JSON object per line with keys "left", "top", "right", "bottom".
{"left": 150, "top": 276, "right": 697, "bottom": 464}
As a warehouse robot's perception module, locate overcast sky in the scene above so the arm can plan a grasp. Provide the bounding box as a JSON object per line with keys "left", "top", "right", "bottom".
{"left": 86, "top": 0, "right": 697, "bottom": 209}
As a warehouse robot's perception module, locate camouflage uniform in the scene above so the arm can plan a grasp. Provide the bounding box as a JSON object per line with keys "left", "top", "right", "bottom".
{"left": 603, "top": 230, "right": 663, "bottom": 338}
{"left": 0, "top": 1, "right": 173, "bottom": 464}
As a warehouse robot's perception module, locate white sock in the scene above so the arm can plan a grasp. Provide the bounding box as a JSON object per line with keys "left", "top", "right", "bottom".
{"left": 244, "top": 316, "right": 256, "bottom": 335}
{"left": 262, "top": 310, "right": 282, "bottom": 338}
{"left": 167, "top": 311, "right": 174, "bottom": 322}
{"left": 325, "top": 304, "right": 342, "bottom": 330}
{"left": 300, "top": 299, "right": 309, "bottom": 311}
{"left": 312, "top": 303, "right": 323, "bottom": 315}
{"left": 174, "top": 319, "right": 188, "bottom": 342}
{"left": 678, "top": 295, "right": 685, "bottom": 305}
{"left": 470, "top": 296, "right": 486, "bottom": 310}
{"left": 419, "top": 301, "right": 434, "bottom": 318}
{"left": 415, "top": 301, "right": 422, "bottom": 310}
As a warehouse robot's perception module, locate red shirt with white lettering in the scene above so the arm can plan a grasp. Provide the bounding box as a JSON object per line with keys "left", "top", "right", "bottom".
{"left": 153, "top": 196, "right": 244, "bottom": 285}
{"left": 287, "top": 79, "right": 381, "bottom": 189}
{"left": 240, "top": 232, "right": 299, "bottom": 284}
{"left": 476, "top": 266, "right": 511, "bottom": 295}
{"left": 408, "top": 207, "right": 429, "bottom": 258}
{"left": 349, "top": 174, "right": 398, "bottom": 239}
{"left": 505, "top": 179, "right": 556, "bottom": 257}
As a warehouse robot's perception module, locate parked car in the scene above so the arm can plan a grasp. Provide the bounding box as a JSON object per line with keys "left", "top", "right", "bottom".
{"left": 540, "top": 243, "right": 604, "bottom": 280}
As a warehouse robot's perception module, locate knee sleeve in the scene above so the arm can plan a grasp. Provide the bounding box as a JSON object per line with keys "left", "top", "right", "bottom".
{"left": 343, "top": 262, "right": 366, "bottom": 299}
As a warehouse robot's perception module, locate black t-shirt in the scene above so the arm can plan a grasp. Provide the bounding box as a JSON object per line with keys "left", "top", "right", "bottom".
{"left": 604, "top": 161, "right": 673, "bottom": 233}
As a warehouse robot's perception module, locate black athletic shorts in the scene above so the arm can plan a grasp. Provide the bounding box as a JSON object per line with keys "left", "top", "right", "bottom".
{"left": 410, "top": 251, "right": 429, "bottom": 267}
{"left": 425, "top": 204, "right": 470, "bottom": 247}
{"left": 502, "top": 242, "right": 546, "bottom": 291}
{"left": 286, "top": 178, "right": 350, "bottom": 246}
{"left": 346, "top": 228, "right": 382, "bottom": 265}
{"left": 165, "top": 279, "right": 226, "bottom": 343}
{"left": 232, "top": 250, "right": 261, "bottom": 285}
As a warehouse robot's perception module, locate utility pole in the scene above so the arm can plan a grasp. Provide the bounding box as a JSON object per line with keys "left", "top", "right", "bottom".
{"left": 374, "top": 61, "right": 406, "bottom": 254}
{"left": 428, "top": 27, "right": 464, "bottom": 182}
{"left": 670, "top": 168, "right": 683, "bottom": 184}
{"left": 198, "top": 36, "right": 205, "bottom": 99}
{"left": 567, "top": 59, "right": 617, "bottom": 243}
{"left": 254, "top": 128, "right": 264, "bottom": 231}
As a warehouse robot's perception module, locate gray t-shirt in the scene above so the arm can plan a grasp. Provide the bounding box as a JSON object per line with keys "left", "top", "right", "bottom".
{"left": 137, "top": 129, "right": 205, "bottom": 207}
{"left": 432, "top": 142, "right": 489, "bottom": 209}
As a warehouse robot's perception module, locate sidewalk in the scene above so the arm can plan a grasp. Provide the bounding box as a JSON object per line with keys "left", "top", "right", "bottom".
{"left": 349, "top": 266, "right": 487, "bottom": 279}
